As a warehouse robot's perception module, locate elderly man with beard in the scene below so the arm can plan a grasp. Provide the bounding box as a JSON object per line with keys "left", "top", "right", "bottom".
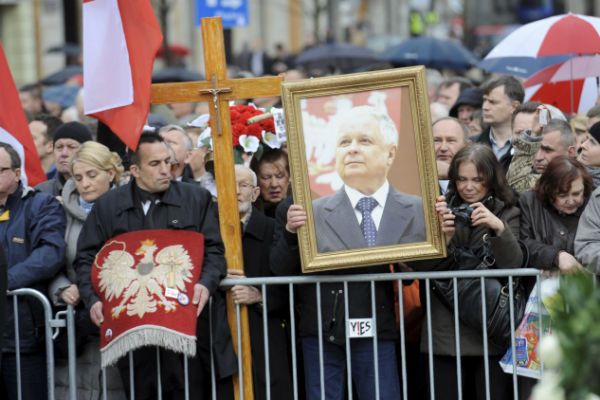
{"left": 225, "top": 165, "right": 293, "bottom": 400}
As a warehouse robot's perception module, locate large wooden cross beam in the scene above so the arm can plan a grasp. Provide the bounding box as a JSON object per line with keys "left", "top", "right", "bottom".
{"left": 150, "top": 18, "right": 283, "bottom": 400}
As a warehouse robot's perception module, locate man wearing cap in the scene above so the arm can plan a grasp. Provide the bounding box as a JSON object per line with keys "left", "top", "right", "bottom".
{"left": 35, "top": 121, "right": 92, "bottom": 197}
{"left": 449, "top": 87, "right": 483, "bottom": 128}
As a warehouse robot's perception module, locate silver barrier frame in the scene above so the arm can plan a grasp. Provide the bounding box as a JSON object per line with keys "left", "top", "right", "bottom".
{"left": 7, "top": 288, "right": 76, "bottom": 400}
{"left": 221, "top": 268, "right": 542, "bottom": 400}
{"left": 24, "top": 267, "right": 541, "bottom": 399}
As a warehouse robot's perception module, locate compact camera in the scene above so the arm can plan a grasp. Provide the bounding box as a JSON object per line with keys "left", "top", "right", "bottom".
{"left": 451, "top": 204, "right": 474, "bottom": 227}
{"left": 450, "top": 196, "right": 494, "bottom": 227}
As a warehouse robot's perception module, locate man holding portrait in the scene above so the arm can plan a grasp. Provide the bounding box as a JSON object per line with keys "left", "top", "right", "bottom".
{"left": 275, "top": 105, "right": 426, "bottom": 400}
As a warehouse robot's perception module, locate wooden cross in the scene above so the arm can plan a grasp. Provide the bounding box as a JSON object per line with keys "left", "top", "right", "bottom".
{"left": 151, "top": 18, "right": 283, "bottom": 400}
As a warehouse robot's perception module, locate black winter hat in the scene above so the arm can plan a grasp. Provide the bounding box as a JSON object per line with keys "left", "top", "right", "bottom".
{"left": 449, "top": 88, "right": 484, "bottom": 118}
{"left": 589, "top": 121, "right": 600, "bottom": 143}
{"left": 52, "top": 122, "right": 93, "bottom": 144}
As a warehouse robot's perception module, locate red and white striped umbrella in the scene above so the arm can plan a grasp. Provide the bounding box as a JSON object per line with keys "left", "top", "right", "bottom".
{"left": 486, "top": 13, "right": 600, "bottom": 58}
{"left": 524, "top": 77, "right": 600, "bottom": 115}
{"left": 524, "top": 55, "right": 600, "bottom": 86}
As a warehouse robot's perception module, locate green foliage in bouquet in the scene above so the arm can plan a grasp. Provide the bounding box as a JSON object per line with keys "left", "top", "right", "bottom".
{"left": 552, "top": 272, "right": 600, "bottom": 399}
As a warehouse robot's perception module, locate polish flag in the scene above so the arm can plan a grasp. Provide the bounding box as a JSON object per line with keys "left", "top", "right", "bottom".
{"left": 83, "top": 0, "right": 163, "bottom": 150}
{"left": 0, "top": 43, "right": 46, "bottom": 187}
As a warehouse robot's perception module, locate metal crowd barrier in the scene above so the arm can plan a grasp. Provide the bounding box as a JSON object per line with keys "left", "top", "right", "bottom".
{"left": 5, "top": 269, "right": 544, "bottom": 400}
{"left": 6, "top": 288, "right": 76, "bottom": 400}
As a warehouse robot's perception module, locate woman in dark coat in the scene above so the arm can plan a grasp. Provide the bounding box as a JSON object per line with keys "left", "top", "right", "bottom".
{"left": 425, "top": 144, "right": 524, "bottom": 400}
{"left": 519, "top": 156, "right": 593, "bottom": 272}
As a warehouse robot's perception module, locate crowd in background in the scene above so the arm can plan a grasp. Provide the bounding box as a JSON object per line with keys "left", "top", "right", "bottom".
{"left": 3, "top": 43, "right": 600, "bottom": 400}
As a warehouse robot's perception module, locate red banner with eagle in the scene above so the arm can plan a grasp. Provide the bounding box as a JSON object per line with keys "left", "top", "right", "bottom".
{"left": 92, "top": 229, "right": 204, "bottom": 367}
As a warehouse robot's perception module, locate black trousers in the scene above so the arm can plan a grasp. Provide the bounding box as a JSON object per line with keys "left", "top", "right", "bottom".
{"left": 427, "top": 354, "right": 512, "bottom": 400}
{"left": 117, "top": 314, "right": 233, "bottom": 400}
{"left": 117, "top": 349, "right": 234, "bottom": 400}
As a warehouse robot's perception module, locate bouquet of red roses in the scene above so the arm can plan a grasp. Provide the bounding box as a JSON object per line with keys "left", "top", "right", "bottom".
{"left": 191, "top": 104, "right": 282, "bottom": 163}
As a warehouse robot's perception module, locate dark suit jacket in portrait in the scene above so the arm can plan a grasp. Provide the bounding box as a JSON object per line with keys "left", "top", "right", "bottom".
{"left": 312, "top": 185, "right": 426, "bottom": 253}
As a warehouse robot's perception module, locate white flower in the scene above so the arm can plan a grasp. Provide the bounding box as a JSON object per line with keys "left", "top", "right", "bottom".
{"left": 532, "top": 372, "right": 565, "bottom": 400}
{"left": 239, "top": 135, "right": 259, "bottom": 153}
{"left": 197, "top": 127, "right": 212, "bottom": 149}
{"left": 187, "top": 114, "right": 210, "bottom": 129}
{"left": 538, "top": 335, "right": 563, "bottom": 369}
{"left": 261, "top": 130, "right": 281, "bottom": 149}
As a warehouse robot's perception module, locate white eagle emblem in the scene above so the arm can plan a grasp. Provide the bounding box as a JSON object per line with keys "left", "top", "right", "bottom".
{"left": 97, "top": 239, "right": 194, "bottom": 319}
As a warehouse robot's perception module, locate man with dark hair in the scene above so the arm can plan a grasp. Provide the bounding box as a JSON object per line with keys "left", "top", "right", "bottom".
{"left": 76, "top": 132, "right": 235, "bottom": 399}
{"left": 35, "top": 121, "right": 92, "bottom": 196}
{"left": 477, "top": 75, "right": 525, "bottom": 173}
{"left": 28, "top": 114, "right": 63, "bottom": 179}
{"left": 0, "top": 142, "right": 66, "bottom": 400}
{"left": 19, "top": 83, "right": 45, "bottom": 118}
{"left": 437, "top": 77, "right": 474, "bottom": 108}
{"left": 507, "top": 103, "right": 572, "bottom": 193}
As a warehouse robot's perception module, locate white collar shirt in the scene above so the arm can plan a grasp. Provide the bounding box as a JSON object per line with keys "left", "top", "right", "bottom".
{"left": 344, "top": 180, "right": 389, "bottom": 230}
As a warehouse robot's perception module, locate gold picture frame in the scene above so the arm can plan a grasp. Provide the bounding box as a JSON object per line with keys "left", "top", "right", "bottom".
{"left": 282, "top": 66, "right": 446, "bottom": 273}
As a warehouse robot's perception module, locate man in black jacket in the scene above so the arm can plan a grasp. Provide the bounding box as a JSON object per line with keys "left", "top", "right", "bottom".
{"left": 76, "top": 132, "right": 235, "bottom": 399}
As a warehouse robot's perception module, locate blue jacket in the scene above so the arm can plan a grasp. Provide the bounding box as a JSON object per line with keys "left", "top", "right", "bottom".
{"left": 2, "top": 184, "right": 66, "bottom": 352}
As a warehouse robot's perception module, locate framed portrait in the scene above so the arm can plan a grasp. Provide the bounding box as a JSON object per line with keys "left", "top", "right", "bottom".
{"left": 281, "top": 66, "right": 445, "bottom": 273}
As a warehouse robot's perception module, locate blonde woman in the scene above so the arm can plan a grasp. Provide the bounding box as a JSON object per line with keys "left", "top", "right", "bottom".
{"left": 50, "top": 141, "right": 126, "bottom": 400}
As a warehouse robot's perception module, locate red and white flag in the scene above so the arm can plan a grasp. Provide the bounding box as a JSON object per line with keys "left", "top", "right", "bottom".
{"left": 83, "top": 0, "right": 163, "bottom": 150}
{"left": 0, "top": 43, "right": 46, "bottom": 187}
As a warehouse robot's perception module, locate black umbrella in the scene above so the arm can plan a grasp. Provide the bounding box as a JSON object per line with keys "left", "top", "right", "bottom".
{"left": 384, "top": 37, "right": 480, "bottom": 70}
{"left": 47, "top": 43, "right": 81, "bottom": 56}
{"left": 294, "top": 43, "right": 383, "bottom": 73}
{"left": 152, "top": 67, "right": 203, "bottom": 83}
{"left": 41, "top": 65, "right": 83, "bottom": 86}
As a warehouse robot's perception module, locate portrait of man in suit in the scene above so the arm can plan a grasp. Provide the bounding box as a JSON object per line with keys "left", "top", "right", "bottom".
{"left": 312, "top": 105, "right": 426, "bottom": 253}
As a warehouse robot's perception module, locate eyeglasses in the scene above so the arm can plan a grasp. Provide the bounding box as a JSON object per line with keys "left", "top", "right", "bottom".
{"left": 237, "top": 182, "right": 255, "bottom": 190}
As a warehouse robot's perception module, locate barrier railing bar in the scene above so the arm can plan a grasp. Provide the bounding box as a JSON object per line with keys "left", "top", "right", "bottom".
{"left": 479, "top": 277, "right": 491, "bottom": 400}
{"left": 397, "top": 279, "right": 408, "bottom": 400}
{"left": 343, "top": 281, "right": 353, "bottom": 400}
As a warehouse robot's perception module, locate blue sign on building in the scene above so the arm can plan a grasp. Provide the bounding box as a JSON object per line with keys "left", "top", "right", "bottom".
{"left": 196, "top": 0, "right": 249, "bottom": 28}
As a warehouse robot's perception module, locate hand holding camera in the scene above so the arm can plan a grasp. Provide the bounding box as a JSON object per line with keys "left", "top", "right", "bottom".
{"left": 450, "top": 196, "right": 504, "bottom": 235}
{"left": 469, "top": 202, "right": 505, "bottom": 235}
{"left": 436, "top": 195, "right": 456, "bottom": 243}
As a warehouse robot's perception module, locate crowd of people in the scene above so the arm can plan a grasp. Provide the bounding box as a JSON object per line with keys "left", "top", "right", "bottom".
{"left": 2, "top": 58, "right": 600, "bottom": 400}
